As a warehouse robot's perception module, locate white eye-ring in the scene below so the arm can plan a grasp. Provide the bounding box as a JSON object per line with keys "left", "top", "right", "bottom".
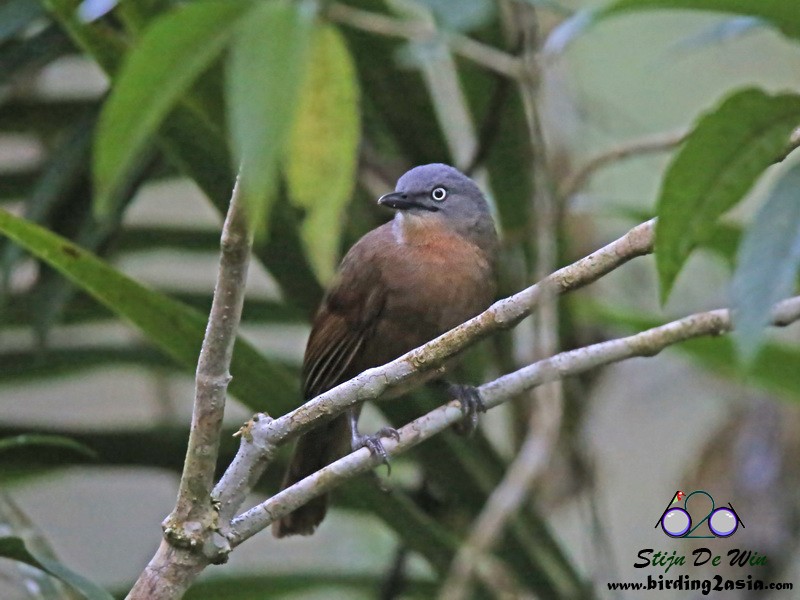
{"left": 431, "top": 187, "right": 447, "bottom": 201}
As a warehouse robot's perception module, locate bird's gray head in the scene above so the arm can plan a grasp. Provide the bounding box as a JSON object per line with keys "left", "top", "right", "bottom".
{"left": 378, "top": 163, "right": 496, "bottom": 244}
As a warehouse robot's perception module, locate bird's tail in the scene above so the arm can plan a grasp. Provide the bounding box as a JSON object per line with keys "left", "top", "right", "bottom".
{"left": 272, "top": 415, "right": 349, "bottom": 537}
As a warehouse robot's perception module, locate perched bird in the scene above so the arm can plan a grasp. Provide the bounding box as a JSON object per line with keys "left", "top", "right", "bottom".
{"left": 273, "top": 163, "right": 498, "bottom": 537}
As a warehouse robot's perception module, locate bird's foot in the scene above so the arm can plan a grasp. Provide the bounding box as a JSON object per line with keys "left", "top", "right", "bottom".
{"left": 352, "top": 427, "right": 400, "bottom": 473}
{"left": 448, "top": 384, "right": 486, "bottom": 435}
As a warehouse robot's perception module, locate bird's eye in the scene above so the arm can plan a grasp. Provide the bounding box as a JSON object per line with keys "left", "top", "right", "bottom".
{"left": 431, "top": 187, "right": 447, "bottom": 202}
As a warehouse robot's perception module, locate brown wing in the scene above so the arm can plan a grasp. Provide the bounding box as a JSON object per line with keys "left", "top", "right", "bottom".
{"left": 274, "top": 228, "right": 390, "bottom": 537}
{"left": 301, "top": 230, "right": 388, "bottom": 400}
{"left": 303, "top": 308, "right": 368, "bottom": 399}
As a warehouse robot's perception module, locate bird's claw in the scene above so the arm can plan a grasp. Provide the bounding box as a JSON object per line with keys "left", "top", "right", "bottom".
{"left": 352, "top": 427, "right": 400, "bottom": 474}
{"left": 448, "top": 384, "right": 486, "bottom": 435}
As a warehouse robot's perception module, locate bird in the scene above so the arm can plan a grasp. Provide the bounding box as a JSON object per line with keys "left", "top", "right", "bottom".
{"left": 272, "top": 163, "right": 498, "bottom": 537}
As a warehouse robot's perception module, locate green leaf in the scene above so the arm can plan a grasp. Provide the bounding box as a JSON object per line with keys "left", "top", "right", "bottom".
{"left": 94, "top": 1, "right": 249, "bottom": 214}
{"left": 227, "top": 0, "right": 314, "bottom": 224}
{"left": 732, "top": 162, "right": 800, "bottom": 362}
{"left": 0, "top": 434, "right": 97, "bottom": 459}
{"left": 654, "top": 88, "right": 800, "bottom": 301}
{"left": 600, "top": 0, "right": 800, "bottom": 41}
{"left": 0, "top": 536, "right": 113, "bottom": 600}
{"left": 613, "top": 206, "right": 743, "bottom": 269}
{"left": 0, "top": 110, "right": 93, "bottom": 297}
{"left": 285, "top": 24, "right": 360, "bottom": 284}
{"left": 0, "top": 208, "right": 297, "bottom": 410}
{"left": 44, "top": 0, "right": 324, "bottom": 315}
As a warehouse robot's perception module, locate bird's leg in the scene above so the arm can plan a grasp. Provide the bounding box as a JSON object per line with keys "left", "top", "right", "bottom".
{"left": 444, "top": 382, "right": 486, "bottom": 435}
{"left": 348, "top": 407, "right": 400, "bottom": 472}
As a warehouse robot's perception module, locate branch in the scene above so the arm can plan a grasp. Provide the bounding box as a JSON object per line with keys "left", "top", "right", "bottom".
{"left": 208, "top": 220, "right": 654, "bottom": 545}
{"left": 211, "top": 218, "right": 654, "bottom": 519}
{"left": 127, "top": 176, "right": 253, "bottom": 599}
{"left": 118, "top": 217, "right": 649, "bottom": 594}
{"left": 560, "top": 125, "right": 800, "bottom": 200}
{"left": 559, "top": 129, "right": 689, "bottom": 198}
{"left": 227, "top": 295, "right": 800, "bottom": 545}
{"left": 440, "top": 8, "right": 567, "bottom": 598}
{"left": 325, "top": 3, "right": 522, "bottom": 79}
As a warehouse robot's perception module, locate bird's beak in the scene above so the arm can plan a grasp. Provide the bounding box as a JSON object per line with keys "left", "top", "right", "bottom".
{"left": 378, "top": 192, "right": 438, "bottom": 212}
{"left": 378, "top": 192, "right": 417, "bottom": 210}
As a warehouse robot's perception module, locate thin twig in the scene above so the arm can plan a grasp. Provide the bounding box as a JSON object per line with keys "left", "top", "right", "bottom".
{"left": 326, "top": 2, "right": 522, "bottom": 79}
{"left": 440, "top": 7, "right": 566, "bottom": 598}
{"left": 227, "top": 295, "right": 800, "bottom": 544}
{"left": 126, "top": 175, "right": 253, "bottom": 599}
{"left": 559, "top": 129, "right": 688, "bottom": 199}
{"left": 448, "top": 34, "right": 523, "bottom": 79}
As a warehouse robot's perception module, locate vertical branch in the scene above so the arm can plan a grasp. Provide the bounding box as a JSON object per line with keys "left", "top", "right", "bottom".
{"left": 517, "top": 2, "right": 565, "bottom": 501}
{"left": 127, "top": 175, "right": 253, "bottom": 599}
{"left": 170, "top": 174, "right": 253, "bottom": 527}
{"left": 440, "top": 5, "right": 566, "bottom": 599}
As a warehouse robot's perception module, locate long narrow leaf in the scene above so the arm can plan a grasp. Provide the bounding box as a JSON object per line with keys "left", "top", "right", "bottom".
{"left": 94, "top": 1, "right": 249, "bottom": 213}
{"left": 285, "top": 24, "right": 360, "bottom": 284}
{"left": 43, "top": 0, "right": 127, "bottom": 73}
{"left": 0, "top": 208, "right": 297, "bottom": 409}
{"left": 45, "top": 0, "right": 324, "bottom": 314}
{"left": 0, "top": 110, "right": 93, "bottom": 298}
{"left": 0, "top": 346, "right": 181, "bottom": 383}
{"left": 0, "top": 434, "right": 97, "bottom": 459}
{"left": 0, "top": 536, "right": 113, "bottom": 600}
{"left": 227, "top": 0, "right": 314, "bottom": 220}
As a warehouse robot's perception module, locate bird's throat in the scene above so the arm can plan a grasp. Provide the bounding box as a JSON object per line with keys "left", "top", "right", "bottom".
{"left": 391, "top": 212, "right": 407, "bottom": 245}
{"left": 392, "top": 211, "right": 456, "bottom": 248}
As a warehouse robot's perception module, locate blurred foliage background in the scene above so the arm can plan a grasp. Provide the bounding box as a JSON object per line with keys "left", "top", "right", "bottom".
{"left": 1, "top": 0, "right": 800, "bottom": 598}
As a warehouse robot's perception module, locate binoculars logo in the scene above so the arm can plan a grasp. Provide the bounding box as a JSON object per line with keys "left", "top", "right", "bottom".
{"left": 656, "top": 490, "right": 745, "bottom": 539}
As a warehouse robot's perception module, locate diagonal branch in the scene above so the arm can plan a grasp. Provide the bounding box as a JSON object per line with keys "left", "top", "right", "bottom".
{"left": 559, "top": 129, "right": 689, "bottom": 198}
{"left": 326, "top": 2, "right": 523, "bottom": 79}
{"left": 227, "top": 295, "right": 800, "bottom": 546}
{"left": 211, "top": 219, "right": 656, "bottom": 528}
{"left": 258, "top": 219, "right": 654, "bottom": 445}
